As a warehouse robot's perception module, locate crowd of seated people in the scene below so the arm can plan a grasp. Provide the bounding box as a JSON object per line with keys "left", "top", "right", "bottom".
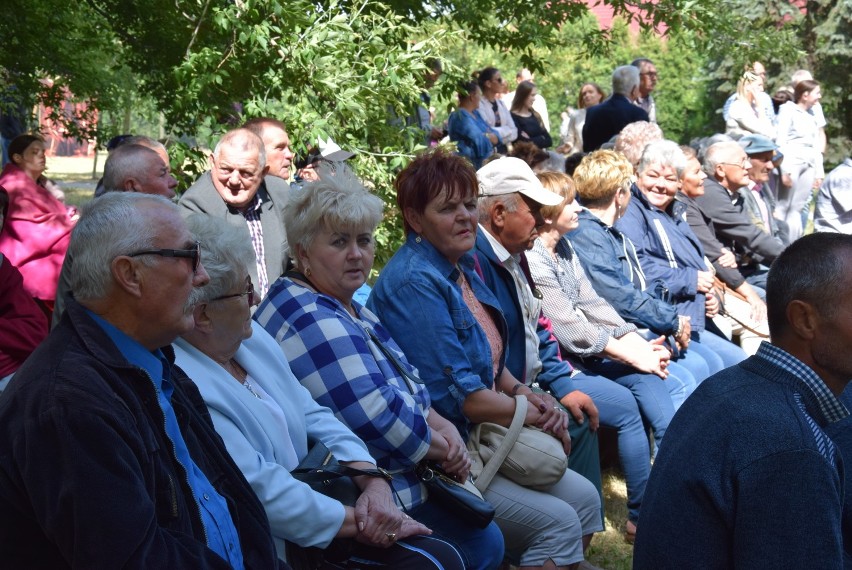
{"left": 2, "top": 54, "right": 850, "bottom": 570}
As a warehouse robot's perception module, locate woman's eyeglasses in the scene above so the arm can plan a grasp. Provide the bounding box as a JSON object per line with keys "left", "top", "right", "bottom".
{"left": 212, "top": 279, "right": 255, "bottom": 305}
{"left": 128, "top": 241, "right": 201, "bottom": 274}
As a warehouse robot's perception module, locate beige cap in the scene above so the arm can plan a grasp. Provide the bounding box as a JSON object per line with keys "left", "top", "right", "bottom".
{"left": 476, "top": 157, "right": 562, "bottom": 206}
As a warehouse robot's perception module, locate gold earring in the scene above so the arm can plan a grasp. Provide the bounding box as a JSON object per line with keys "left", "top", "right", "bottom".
{"left": 305, "top": 267, "right": 312, "bottom": 277}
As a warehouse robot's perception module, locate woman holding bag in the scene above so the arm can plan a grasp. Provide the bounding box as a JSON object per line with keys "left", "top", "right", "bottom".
{"left": 253, "top": 172, "right": 504, "bottom": 570}
{"left": 369, "top": 148, "right": 602, "bottom": 570}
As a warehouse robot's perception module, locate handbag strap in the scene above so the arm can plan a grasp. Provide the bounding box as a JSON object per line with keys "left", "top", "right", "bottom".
{"left": 474, "top": 394, "right": 528, "bottom": 492}
{"left": 292, "top": 463, "right": 392, "bottom": 483}
{"left": 360, "top": 324, "right": 424, "bottom": 393}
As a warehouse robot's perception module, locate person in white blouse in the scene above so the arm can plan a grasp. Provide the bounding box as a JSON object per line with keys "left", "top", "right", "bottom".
{"left": 775, "top": 79, "right": 824, "bottom": 241}
{"left": 173, "top": 213, "right": 463, "bottom": 569}
{"left": 476, "top": 67, "right": 517, "bottom": 153}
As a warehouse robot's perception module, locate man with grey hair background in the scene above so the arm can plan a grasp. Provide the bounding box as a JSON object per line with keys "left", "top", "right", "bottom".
{"left": 179, "top": 128, "right": 289, "bottom": 298}
{"left": 0, "top": 192, "right": 282, "bottom": 568}
{"left": 93, "top": 135, "right": 176, "bottom": 198}
{"left": 53, "top": 142, "right": 180, "bottom": 326}
{"left": 582, "top": 65, "right": 649, "bottom": 152}
{"left": 693, "top": 141, "right": 785, "bottom": 291}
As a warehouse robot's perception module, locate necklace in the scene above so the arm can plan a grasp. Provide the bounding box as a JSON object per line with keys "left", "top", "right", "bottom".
{"left": 222, "top": 358, "right": 260, "bottom": 398}
{"left": 243, "top": 377, "right": 262, "bottom": 399}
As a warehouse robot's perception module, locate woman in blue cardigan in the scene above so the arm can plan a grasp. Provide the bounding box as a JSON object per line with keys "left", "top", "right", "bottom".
{"left": 447, "top": 81, "right": 500, "bottom": 169}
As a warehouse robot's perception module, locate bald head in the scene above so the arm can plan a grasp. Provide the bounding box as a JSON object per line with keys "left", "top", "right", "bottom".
{"left": 102, "top": 144, "right": 177, "bottom": 198}
{"left": 213, "top": 129, "right": 266, "bottom": 170}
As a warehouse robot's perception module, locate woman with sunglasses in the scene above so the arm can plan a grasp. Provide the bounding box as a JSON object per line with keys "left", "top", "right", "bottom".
{"left": 173, "top": 213, "right": 466, "bottom": 568}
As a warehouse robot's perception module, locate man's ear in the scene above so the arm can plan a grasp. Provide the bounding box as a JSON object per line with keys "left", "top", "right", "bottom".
{"left": 110, "top": 257, "right": 144, "bottom": 298}
{"left": 123, "top": 177, "right": 139, "bottom": 192}
{"left": 785, "top": 299, "right": 819, "bottom": 341}
{"left": 491, "top": 201, "right": 507, "bottom": 229}
{"left": 261, "top": 164, "right": 270, "bottom": 178}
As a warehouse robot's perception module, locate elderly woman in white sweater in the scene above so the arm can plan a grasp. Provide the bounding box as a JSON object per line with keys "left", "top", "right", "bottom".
{"left": 172, "top": 213, "right": 463, "bottom": 569}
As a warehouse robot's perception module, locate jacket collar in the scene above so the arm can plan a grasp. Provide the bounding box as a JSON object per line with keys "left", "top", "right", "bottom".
{"left": 64, "top": 298, "right": 177, "bottom": 371}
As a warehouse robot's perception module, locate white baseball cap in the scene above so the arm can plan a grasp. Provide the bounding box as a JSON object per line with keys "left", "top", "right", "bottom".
{"left": 476, "top": 157, "right": 562, "bottom": 206}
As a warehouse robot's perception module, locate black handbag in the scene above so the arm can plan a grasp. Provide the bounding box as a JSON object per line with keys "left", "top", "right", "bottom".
{"left": 358, "top": 325, "right": 497, "bottom": 531}
{"left": 287, "top": 441, "right": 392, "bottom": 569}
{"left": 416, "top": 462, "right": 496, "bottom": 529}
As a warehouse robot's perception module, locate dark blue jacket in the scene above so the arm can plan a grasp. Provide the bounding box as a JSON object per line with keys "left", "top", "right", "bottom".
{"left": 0, "top": 299, "right": 282, "bottom": 569}
{"left": 472, "top": 230, "right": 578, "bottom": 400}
{"left": 615, "top": 185, "right": 707, "bottom": 331}
{"left": 567, "top": 209, "right": 679, "bottom": 336}
{"left": 582, "top": 94, "right": 649, "bottom": 152}
{"left": 635, "top": 349, "right": 846, "bottom": 568}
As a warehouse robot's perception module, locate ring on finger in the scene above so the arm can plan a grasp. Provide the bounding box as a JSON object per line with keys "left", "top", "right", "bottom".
{"left": 386, "top": 532, "right": 397, "bottom": 541}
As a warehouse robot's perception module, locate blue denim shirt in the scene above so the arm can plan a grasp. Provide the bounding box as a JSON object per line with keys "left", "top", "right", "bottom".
{"left": 368, "top": 234, "right": 507, "bottom": 440}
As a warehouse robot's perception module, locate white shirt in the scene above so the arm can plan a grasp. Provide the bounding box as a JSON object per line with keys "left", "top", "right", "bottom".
{"left": 481, "top": 226, "right": 542, "bottom": 382}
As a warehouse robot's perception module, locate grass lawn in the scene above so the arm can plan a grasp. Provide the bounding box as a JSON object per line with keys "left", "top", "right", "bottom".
{"left": 587, "top": 468, "right": 634, "bottom": 570}
{"left": 46, "top": 154, "right": 103, "bottom": 208}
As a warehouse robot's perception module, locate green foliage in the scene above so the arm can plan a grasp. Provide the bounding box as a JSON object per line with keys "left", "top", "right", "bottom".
{"left": 3, "top": 0, "right": 848, "bottom": 266}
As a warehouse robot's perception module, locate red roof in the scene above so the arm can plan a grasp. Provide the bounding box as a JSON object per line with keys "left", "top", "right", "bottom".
{"left": 586, "top": 0, "right": 668, "bottom": 36}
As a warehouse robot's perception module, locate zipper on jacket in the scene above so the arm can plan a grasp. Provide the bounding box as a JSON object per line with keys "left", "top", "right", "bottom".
{"left": 139, "top": 366, "right": 209, "bottom": 545}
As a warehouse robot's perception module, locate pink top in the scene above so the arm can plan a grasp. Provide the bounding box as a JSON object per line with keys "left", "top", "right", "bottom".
{"left": 0, "top": 164, "right": 75, "bottom": 301}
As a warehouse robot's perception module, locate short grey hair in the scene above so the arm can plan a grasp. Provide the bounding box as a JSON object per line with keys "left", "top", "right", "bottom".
{"left": 637, "top": 140, "right": 688, "bottom": 179}
{"left": 614, "top": 121, "right": 663, "bottom": 170}
{"left": 477, "top": 192, "right": 520, "bottom": 220}
{"left": 102, "top": 144, "right": 161, "bottom": 193}
{"left": 69, "top": 192, "right": 174, "bottom": 302}
{"left": 284, "top": 169, "right": 384, "bottom": 265}
{"left": 184, "top": 213, "right": 255, "bottom": 305}
{"left": 612, "top": 65, "right": 640, "bottom": 97}
{"left": 122, "top": 135, "right": 167, "bottom": 155}
{"left": 703, "top": 141, "right": 742, "bottom": 176}
{"left": 213, "top": 128, "right": 267, "bottom": 171}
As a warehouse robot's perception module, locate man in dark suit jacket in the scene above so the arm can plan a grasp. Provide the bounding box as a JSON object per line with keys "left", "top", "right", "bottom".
{"left": 179, "top": 128, "right": 289, "bottom": 298}
{"left": 583, "top": 65, "right": 649, "bottom": 152}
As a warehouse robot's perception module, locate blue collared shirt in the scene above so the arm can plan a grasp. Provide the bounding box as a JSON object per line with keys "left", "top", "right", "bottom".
{"left": 756, "top": 341, "right": 849, "bottom": 424}
{"left": 88, "top": 312, "right": 245, "bottom": 569}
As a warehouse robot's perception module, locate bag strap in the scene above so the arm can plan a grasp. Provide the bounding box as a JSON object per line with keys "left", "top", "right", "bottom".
{"left": 292, "top": 463, "right": 392, "bottom": 483}
{"left": 474, "top": 394, "right": 528, "bottom": 492}
{"left": 360, "top": 324, "right": 424, "bottom": 393}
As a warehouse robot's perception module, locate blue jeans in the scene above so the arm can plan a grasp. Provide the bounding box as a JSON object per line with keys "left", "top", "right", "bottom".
{"left": 689, "top": 331, "right": 748, "bottom": 375}
{"left": 408, "top": 497, "right": 505, "bottom": 570}
{"left": 672, "top": 345, "right": 711, "bottom": 387}
{"left": 571, "top": 369, "right": 648, "bottom": 523}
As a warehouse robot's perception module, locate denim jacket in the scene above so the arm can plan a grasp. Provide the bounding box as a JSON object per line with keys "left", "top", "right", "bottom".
{"left": 567, "top": 208, "right": 679, "bottom": 336}
{"left": 368, "top": 234, "right": 507, "bottom": 440}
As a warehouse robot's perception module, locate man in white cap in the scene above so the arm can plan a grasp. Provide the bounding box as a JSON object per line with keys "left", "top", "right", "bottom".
{"left": 472, "top": 157, "right": 605, "bottom": 545}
